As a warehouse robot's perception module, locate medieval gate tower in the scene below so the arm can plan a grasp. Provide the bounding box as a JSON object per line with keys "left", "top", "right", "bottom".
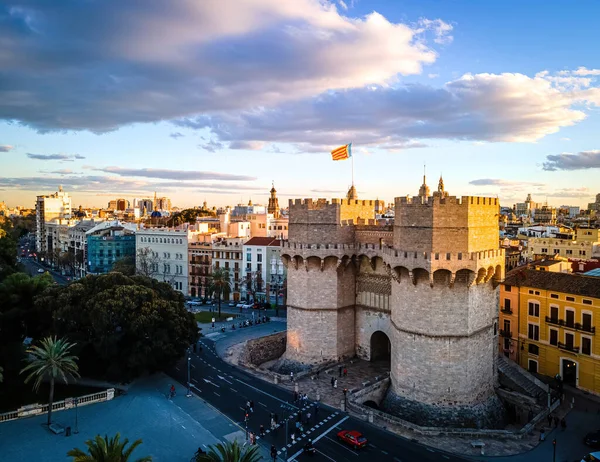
{"left": 281, "top": 178, "right": 505, "bottom": 427}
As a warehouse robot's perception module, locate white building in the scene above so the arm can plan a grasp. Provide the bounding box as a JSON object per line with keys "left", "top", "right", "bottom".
{"left": 136, "top": 224, "right": 204, "bottom": 294}
{"left": 241, "top": 237, "right": 283, "bottom": 302}
{"left": 35, "top": 186, "right": 72, "bottom": 254}
{"left": 211, "top": 237, "right": 248, "bottom": 301}
{"left": 44, "top": 217, "right": 79, "bottom": 269}
{"left": 67, "top": 219, "right": 107, "bottom": 278}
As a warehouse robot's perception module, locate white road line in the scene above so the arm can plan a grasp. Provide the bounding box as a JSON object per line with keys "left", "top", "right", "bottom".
{"left": 181, "top": 425, "right": 186, "bottom": 429}
{"left": 235, "top": 379, "right": 299, "bottom": 409}
{"left": 230, "top": 387, "right": 238, "bottom": 393}
{"left": 175, "top": 367, "right": 180, "bottom": 371}
{"left": 287, "top": 416, "right": 349, "bottom": 462}
{"left": 427, "top": 448, "right": 435, "bottom": 452}
{"left": 380, "top": 450, "right": 388, "bottom": 454}
{"left": 315, "top": 449, "right": 336, "bottom": 462}
{"left": 259, "top": 402, "right": 268, "bottom": 408}
{"left": 324, "top": 435, "right": 359, "bottom": 456}
{"left": 214, "top": 392, "right": 220, "bottom": 397}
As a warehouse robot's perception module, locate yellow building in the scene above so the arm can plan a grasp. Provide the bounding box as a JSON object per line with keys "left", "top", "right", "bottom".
{"left": 528, "top": 228, "right": 600, "bottom": 260}
{"left": 500, "top": 269, "right": 599, "bottom": 395}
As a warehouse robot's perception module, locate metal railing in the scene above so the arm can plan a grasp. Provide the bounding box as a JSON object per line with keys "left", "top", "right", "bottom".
{"left": 557, "top": 342, "right": 579, "bottom": 354}
{"left": 545, "top": 317, "right": 595, "bottom": 334}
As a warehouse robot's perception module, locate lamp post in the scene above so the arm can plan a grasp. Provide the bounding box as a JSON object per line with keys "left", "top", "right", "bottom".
{"left": 343, "top": 388, "right": 348, "bottom": 412}
{"left": 186, "top": 347, "right": 192, "bottom": 397}
{"left": 552, "top": 438, "right": 556, "bottom": 462}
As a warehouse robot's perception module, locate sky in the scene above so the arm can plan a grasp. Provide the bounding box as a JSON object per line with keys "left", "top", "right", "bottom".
{"left": 1, "top": 0, "right": 599, "bottom": 210}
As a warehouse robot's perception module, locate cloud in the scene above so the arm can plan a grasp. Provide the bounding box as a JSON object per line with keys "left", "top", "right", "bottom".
{"left": 229, "top": 140, "right": 265, "bottom": 150}
{"left": 338, "top": 1, "right": 348, "bottom": 11}
{"left": 91, "top": 166, "right": 257, "bottom": 181}
{"left": 198, "top": 140, "right": 224, "bottom": 153}
{"left": 428, "top": 73, "right": 439, "bottom": 79}
{"left": 542, "top": 150, "right": 600, "bottom": 171}
{"left": 40, "top": 169, "right": 75, "bottom": 175}
{"left": 560, "top": 137, "right": 571, "bottom": 141}
{"left": 417, "top": 18, "right": 453, "bottom": 45}
{"left": 544, "top": 187, "right": 591, "bottom": 198}
{"left": 26, "top": 153, "right": 86, "bottom": 161}
{"left": 469, "top": 179, "right": 545, "bottom": 187}
{"left": 178, "top": 71, "right": 597, "bottom": 150}
{"left": 170, "top": 132, "right": 184, "bottom": 139}
{"left": 0, "top": 0, "right": 440, "bottom": 133}
{"left": 0, "top": 145, "right": 14, "bottom": 152}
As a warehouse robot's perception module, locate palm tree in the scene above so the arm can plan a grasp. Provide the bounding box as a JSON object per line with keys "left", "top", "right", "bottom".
{"left": 20, "top": 336, "right": 80, "bottom": 426}
{"left": 196, "top": 440, "right": 260, "bottom": 462}
{"left": 208, "top": 267, "right": 231, "bottom": 319}
{"left": 67, "top": 433, "right": 152, "bottom": 462}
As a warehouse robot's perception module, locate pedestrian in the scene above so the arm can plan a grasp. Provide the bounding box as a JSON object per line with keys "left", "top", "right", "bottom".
{"left": 271, "top": 418, "right": 276, "bottom": 430}
{"left": 331, "top": 377, "right": 335, "bottom": 387}
{"left": 343, "top": 368, "right": 348, "bottom": 377}
{"left": 297, "top": 411, "right": 302, "bottom": 422}
{"left": 306, "top": 412, "right": 311, "bottom": 424}
{"left": 554, "top": 415, "right": 559, "bottom": 427}
{"left": 290, "top": 371, "right": 294, "bottom": 382}
{"left": 339, "top": 366, "right": 342, "bottom": 377}
{"left": 260, "top": 424, "right": 266, "bottom": 437}
{"left": 250, "top": 400, "right": 254, "bottom": 413}
{"left": 539, "top": 429, "right": 546, "bottom": 442}
{"left": 547, "top": 414, "right": 553, "bottom": 427}
{"left": 334, "top": 379, "right": 338, "bottom": 388}
{"left": 291, "top": 431, "right": 296, "bottom": 443}
{"left": 561, "top": 417, "right": 566, "bottom": 431}
{"left": 316, "top": 370, "right": 320, "bottom": 380}
{"left": 315, "top": 403, "right": 319, "bottom": 417}
{"left": 169, "top": 384, "right": 176, "bottom": 399}
{"left": 270, "top": 445, "right": 277, "bottom": 462}
{"left": 293, "top": 391, "right": 298, "bottom": 403}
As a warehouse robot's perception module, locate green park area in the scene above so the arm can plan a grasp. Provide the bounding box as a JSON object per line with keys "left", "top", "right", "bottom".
{"left": 194, "top": 311, "right": 239, "bottom": 323}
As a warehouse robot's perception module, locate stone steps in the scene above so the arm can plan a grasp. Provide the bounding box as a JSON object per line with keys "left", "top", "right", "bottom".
{"left": 497, "top": 355, "right": 546, "bottom": 401}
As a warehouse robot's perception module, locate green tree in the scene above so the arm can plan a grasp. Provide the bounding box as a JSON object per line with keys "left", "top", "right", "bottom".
{"left": 20, "top": 336, "right": 80, "bottom": 426}
{"left": 196, "top": 440, "right": 260, "bottom": 462}
{"left": 67, "top": 433, "right": 152, "bottom": 462}
{"left": 112, "top": 255, "right": 136, "bottom": 276}
{"left": 0, "top": 218, "right": 18, "bottom": 281}
{"left": 208, "top": 267, "right": 231, "bottom": 319}
{"left": 40, "top": 273, "right": 198, "bottom": 381}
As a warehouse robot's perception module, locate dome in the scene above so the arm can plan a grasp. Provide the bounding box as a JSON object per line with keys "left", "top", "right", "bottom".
{"left": 150, "top": 210, "right": 162, "bottom": 218}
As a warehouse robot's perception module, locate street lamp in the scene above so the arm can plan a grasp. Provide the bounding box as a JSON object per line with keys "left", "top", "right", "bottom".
{"left": 343, "top": 388, "right": 348, "bottom": 411}
{"left": 186, "top": 347, "right": 192, "bottom": 397}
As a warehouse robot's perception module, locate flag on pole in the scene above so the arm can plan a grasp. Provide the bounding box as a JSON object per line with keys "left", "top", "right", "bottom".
{"left": 331, "top": 143, "right": 352, "bottom": 161}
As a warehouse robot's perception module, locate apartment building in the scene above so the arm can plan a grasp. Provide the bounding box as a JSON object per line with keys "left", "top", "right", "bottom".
{"left": 529, "top": 228, "right": 600, "bottom": 260}
{"left": 86, "top": 220, "right": 137, "bottom": 274}
{"left": 241, "top": 237, "right": 283, "bottom": 303}
{"left": 68, "top": 219, "right": 106, "bottom": 278}
{"left": 44, "top": 218, "right": 79, "bottom": 269}
{"left": 189, "top": 236, "right": 215, "bottom": 298}
{"left": 500, "top": 267, "right": 599, "bottom": 395}
{"left": 135, "top": 225, "right": 201, "bottom": 294}
{"left": 35, "top": 186, "right": 72, "bottom": 255}
{"left": 211, "top": 237, "right": 247, "bottom": 301}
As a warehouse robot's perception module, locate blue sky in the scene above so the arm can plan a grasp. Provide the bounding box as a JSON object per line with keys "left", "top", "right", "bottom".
{"left": 1, "top": 0, "right": 599, "bottom": 209}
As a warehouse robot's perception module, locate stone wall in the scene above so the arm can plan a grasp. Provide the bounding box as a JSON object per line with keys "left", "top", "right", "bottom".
{"left": 245, "top": 331, "right": 287, "bottom": 366}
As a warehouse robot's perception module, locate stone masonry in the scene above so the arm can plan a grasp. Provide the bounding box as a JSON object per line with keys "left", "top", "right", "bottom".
{"left": 281, "top": 182, "right": 505, "bottom": 427}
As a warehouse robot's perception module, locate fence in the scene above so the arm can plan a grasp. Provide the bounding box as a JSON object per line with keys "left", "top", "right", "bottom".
{"left": 0, "top": 388, "right": 115, "bottom": 424}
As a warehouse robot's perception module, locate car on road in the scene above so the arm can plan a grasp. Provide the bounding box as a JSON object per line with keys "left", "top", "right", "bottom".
{"left": 585, "top": 431, "right": 600, "bottom": 449}
{"left": 228, "top": 302, "right": 236, "bottom": 307}
{"left": 337, "top": 430, "right": 367, "bottom": 449}
{"left": 37, "top": 268, "right": 45, "bottom": 273}
{"left": 582, "top": 452, "right": 600, "bottom": 462}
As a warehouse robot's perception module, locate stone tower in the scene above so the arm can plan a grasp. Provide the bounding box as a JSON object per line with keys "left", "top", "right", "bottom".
{"left": 268, "top": 182, "right": 280, "bottom": 218}
{"left": 281, "top": 180, "right": 504, "bottom": 428}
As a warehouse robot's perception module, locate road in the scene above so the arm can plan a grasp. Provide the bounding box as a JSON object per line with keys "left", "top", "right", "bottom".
{"left": 19, "top": 256, "right": 70, "bottom": 285}
{"left": 168, "top": 330, "right": 466, "bottom": 462}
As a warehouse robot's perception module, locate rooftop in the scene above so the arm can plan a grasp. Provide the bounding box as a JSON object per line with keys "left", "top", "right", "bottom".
{"left": 244, "top": 237, "right": 281, "bottom": 247}
{"left": 504, "top": 269, "right": 600, "bottom": 299}
{"left": 583, "top": 268, "right": 600, "bottom": 277}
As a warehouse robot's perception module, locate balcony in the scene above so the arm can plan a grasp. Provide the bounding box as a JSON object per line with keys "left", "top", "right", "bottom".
{"left": 499, "top": 329, "right": 512, "bottom": 338}
{"left": 500, "top": 307, "right": 513, "bottom": 315}
{"left": 545, "top": 317, "right": 595, "bottom": 335}
{"left": 557, "top": 342, "right": 579, "bottom": 354}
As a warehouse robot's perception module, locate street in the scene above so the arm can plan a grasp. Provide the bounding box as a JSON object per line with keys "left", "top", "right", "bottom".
{"left": 168, "top": 332, "right": 465, "bottom": 462}
{"left": 19, "top": 255, "right": 70, "bottom": 285}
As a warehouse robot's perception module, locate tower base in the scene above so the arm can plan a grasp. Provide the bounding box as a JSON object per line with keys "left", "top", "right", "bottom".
{"left": 381, "top": 389, "right": 506, "bottom": 429}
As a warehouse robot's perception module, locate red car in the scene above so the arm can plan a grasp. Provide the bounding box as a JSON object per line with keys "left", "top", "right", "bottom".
{"left": 337, "top": 430, "right": 367, "bottom": 449}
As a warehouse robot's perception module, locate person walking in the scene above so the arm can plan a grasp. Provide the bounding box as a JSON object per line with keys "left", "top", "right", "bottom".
{"left": 293, "top": 391, "right": 298, "bottom": 403}
{"left": 339, "top": 366, "right": 342, "bottom": 377}
{"left": 334, "top": 378, "right": 338, "bottom": 388}
{"left": 169, "top": 384, "right": 176, "bottom": 399}
{"left": 260, "top": 424, "right": 266, "bottom": 437}
{"left": 331, "top": 377, "right": 335, "bottom": 387}
{"left": 306, "top": 411, "right": 311, "bottom": 425}
{"left": 290, "top": 371, "right": 294, "bottom": 382}
{"left": 561, "top": 417, "right": 567, "bottom": 431}
{"left": 250, "top": 400, "right": 254, "bottom": 413}
{"left": 270, "top": 445, "right": 277, "bottom": 462}
{"left": 547, "top": 414, "right": 553, "bottom": 427}
{"left": 291, "top": 431, "right": 296, "bottom": 443}
{"left": 315, "top": 402, "right": 320, "bottom": 418}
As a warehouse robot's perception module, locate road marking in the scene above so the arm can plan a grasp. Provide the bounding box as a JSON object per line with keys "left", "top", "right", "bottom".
{"left": 203, "top": 378, "right": 220, "bottom": 388}
{"left": 324, "top": 436, "right": 359, "bottom": 456}
{"left": 175, "top": 367, "right": 180, "bottom": 371}
{"left": 443, "top": 456, "right": 450, "bottom": 460}
{"left": 394, "top": 458, "right": 402, "bottom": 462}
{"left": 235, "top": 379, "right": 298, "bottom": 409}
{"left": 287, "top": 416, "right": 349, "bottom": 462}
{"left": 315, "top": 449, "right": 337, "bottom": 462}
{"left": 427, "top": 448, "right": 435, "bottom": 452}
{"left": 191, "top": 378, "right": 198, "bottom": 383}
{"left": 191, "top": 364, "right": 196, "bottom": 369}
{"left": 259, "top": 402, "right": 268, "bottom": 408}
{"left": 217, "top": 375, "right": 233, "bottom": 384}
{"left": 380, "top": 450, "right": 388, "bottom": 454}
{"left": 214, "top": 392, "right": 220, "bottom": 397}
{"left": 230, "top": 387, "right": 238, "bottom": 393}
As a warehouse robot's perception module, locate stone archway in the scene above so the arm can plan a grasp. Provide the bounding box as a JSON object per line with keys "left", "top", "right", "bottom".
{"left": 370, "top": 331, "right": 391, "bottom": 362}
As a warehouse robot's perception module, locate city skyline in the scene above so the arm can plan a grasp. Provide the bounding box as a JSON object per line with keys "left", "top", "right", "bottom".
{"left": 1, "top": 0, "right": 600, "bottom": 208}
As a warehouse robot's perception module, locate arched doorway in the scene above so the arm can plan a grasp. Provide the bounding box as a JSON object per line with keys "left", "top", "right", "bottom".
{"left": 370, "top": 331, "right": 391, "bottom": 362}
{"left": 562, "top": 359, "right": 578, "bottom": 386}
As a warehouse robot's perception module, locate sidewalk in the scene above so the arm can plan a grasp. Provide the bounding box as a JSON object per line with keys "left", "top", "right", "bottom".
{"left": 0, "top": 373, "right": 269, "bottom": 461}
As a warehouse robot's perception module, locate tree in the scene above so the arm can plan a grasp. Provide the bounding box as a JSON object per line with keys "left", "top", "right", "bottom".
{"left": 244, "top": 271, "right": 263, "bottom": 303}
{"left": 112, "top": 255, "right": 136, "bottom": 276}
{"left": 208, "top": 267, "right": 231, "bottom": 319}
{"left": 39, "top": 272, "right": 198, "bottom": 381}
{"left": 67, "top": 433, "right": 152, "bottom": 462}
{"left": 135, "top": 247, "right": 161, "bottom": 278}
{"left": 196, "top": 440, "right": 260, "bottom": 462}
{"left": 0, "top": 218, "right": 18, "bottom": 281}
{"left": 20, "top": 336, "right": 80, "bottom": 426}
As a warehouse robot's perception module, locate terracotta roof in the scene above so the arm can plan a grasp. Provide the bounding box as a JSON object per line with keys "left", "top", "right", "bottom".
{"left": 243, "top": 237, "right": 281, "bottom": 247}
{"left": 503, "top": 269, "right": 600, "bottom": 299}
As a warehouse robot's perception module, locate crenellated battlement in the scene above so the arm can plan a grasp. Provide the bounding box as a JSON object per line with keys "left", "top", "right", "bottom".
{"left": 395, "top": 195, "right": 499, "bottom": 207}
{"left": 289, "top": 198, "right": 377, "bottom": 209}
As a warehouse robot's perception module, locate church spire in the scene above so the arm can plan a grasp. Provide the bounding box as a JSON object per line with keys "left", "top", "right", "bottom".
{"left": 418, "top": 164, "right": 430, "bottom": 199}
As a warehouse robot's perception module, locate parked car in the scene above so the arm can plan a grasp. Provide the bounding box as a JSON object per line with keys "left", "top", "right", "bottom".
{"left": 582, "top": 452, "right": 600, "bottom": 462}
{"left": 337, "top": 430, "right": 367, "bottom": 449}
{"left": 228, "top": 302, "right": 236, "bottom": 307}
{"left": 242, "top": 303, "right": 253, "bottom": 309}
{"left": 37, "top": 268, "right": 45, "bottom": 273}
{"left": 585, "top": 431, "right": 600, "bottom": 449}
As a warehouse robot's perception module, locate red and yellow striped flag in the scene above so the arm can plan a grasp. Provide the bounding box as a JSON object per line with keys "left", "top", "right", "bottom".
{"left": 331, "top": 143, "right": 352, "bottom": 161}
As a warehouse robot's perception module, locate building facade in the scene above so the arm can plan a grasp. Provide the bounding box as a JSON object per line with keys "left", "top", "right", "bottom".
{"left": 86, "top": 221, "right": 136, "bottom": 274}
{"left": 501, "top": 270, "right": 599, "bottom": 395}
{"left": 242, "top": 237, "right": 283, "bottom": 302}
{"left": 189, "top": 241, "right": 213, "bottom": 298}
{"left": 212, "top": 237, "right": 246, "bottom": 301}
{"left": 282, "top": 183, "right": 504, "bottom": 427}
{"left": 68, "top": 219, "right": 106, "bottom": 278}
{"left": 35, "top": 187, "right": 72, "bottom": 255}
{"left": 529, "top": 228, "right": 600, "bottom": 260}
